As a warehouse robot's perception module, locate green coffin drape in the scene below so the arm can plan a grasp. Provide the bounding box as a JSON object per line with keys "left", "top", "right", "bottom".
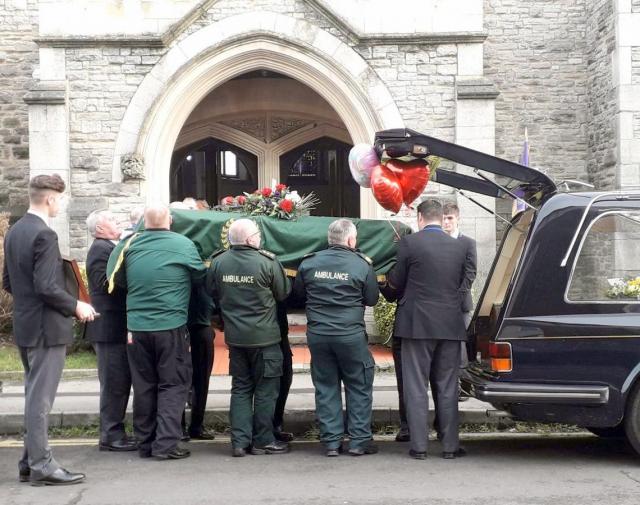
{"left": 109, "top": 211, "right": 411, "bottom": 277}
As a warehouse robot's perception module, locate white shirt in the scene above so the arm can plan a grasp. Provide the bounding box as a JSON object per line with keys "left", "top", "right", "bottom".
{"left": 27, "top": 209, "right": 50, "bottom": 227}
{"left": 449, "top": 228, "right": 460, "bottom": 239}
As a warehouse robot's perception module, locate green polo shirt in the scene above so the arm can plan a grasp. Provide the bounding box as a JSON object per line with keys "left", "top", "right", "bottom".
{"left": 123, "top": 229, "right": 206, "bottom": 331}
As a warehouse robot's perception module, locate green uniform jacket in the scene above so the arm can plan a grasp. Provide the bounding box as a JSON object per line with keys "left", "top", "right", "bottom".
{"left": 293, "top": 245, "right": 380, "bottom": 338}
{"left": 111, "top": 229, "right": 207, "bottom": 332}
{"left": 206, "top": 245, "right": 290, "bottom": 348}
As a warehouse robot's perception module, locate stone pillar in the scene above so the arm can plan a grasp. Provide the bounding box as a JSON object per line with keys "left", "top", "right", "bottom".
{"left": 616, "top": 1, "right": 640, "bottom": 189}
{"left": 455, "top": 76, "right": 499, "bottom": 293}
{"left": 24, "top": 48, "right": 71, "bottom": 255}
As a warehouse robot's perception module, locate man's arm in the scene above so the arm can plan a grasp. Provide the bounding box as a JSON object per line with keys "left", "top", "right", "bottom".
{"left": 86, "top": 242, "right": 111, "bottom": 294}
{"left": 271, "top": 259, "right": 291, "bottom": 302}
{"left": 2, "top": 237, "right": 11, "bottom": 294}
{"left": 292, "top": 266, "right": 306, "bottom": 302}
{"left": 363, "top": 265, "right": 380, "bottom": 307}
{"left": 387, "top": 238, "right": 409, "bottom": 294}
{"left": 33, "top": 228, "right": 78, "bottom": 316}
{"left": 460, "top": 236, "right": 477, "bottom": 292}
{"left": 185, "top": 242, "right": 207, "bottom": 285}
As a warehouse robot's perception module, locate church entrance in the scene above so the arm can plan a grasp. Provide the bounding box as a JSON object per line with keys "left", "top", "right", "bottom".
{"left": 280, "top": 137, "right": 358, "bottom": 218}
{"left": 170, "top": 138, "right": 258, "bottom": 204}
{"left": 170, "top": 71, "right": 358, "bottom": 216}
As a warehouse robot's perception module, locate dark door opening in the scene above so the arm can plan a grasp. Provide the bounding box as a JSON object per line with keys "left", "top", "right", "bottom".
{"left": 279, "top": 137, "right": 358, "bottom": 218}
{"left": 170, "top": 138, "right": 258, "bottom": 205}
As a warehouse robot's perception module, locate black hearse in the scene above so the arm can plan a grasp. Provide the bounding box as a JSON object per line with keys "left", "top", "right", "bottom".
{"left": 374, "top": 129, "right": 640, "bottom": 454}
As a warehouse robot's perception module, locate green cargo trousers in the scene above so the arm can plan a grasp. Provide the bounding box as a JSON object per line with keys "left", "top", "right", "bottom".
{"left": 308, "top": 333, "right": 375, "bottom": 450}
{"left": 228, "top": 343, "right": 283, "bottom": 449}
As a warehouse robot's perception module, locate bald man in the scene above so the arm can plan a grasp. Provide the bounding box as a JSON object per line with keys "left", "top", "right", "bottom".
{"left": 109, "top": 204, "right": 206, "bottom": 460}
{"left": 206, "top": 219, "right": 291, "bottom": 456}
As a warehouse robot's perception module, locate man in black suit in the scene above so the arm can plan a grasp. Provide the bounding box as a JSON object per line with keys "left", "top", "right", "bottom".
{"left": 2, "top": 174, "right": 96, "bottom": 485}
{"left": 85, "top": 210, "right": 137, "bottom": 452}
{"left": 384, "top": 199, "right": 468, "bottom": 460}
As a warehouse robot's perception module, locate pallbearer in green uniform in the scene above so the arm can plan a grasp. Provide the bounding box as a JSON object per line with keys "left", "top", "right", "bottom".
{"left": 206, "top": 219, "right": 291, "bottom": 457}
{"left": 108, "top": 204, "right": 207, "bottom": 460}
{"left": 294, "top": 219, "right": 380, "bottom": 457}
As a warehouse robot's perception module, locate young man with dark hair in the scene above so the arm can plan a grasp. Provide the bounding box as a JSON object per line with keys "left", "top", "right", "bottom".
{"left": 3, "top": 174, "right": 96, "bottom": 485}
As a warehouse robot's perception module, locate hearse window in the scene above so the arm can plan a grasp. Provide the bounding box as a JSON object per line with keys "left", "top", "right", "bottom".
{"left": 566, "top": 211, "right": 640, "bottom": 303}
{"left": 477, "top": 209, "right": 535, "bottom": 317}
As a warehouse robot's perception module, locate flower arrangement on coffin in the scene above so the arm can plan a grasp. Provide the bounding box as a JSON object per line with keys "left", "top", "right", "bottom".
{"left": 606, "top": 276, "right": 640, "bottom": 300}
{"left": 219, "top": 183, "right": 319, "bottom": 220}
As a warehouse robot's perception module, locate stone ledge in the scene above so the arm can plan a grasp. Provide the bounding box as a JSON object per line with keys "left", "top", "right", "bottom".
{"left": 35, "top": 36, "right": 165, "bottom": 48}
{"left": 361, "top": 32, "right": 488, "bottom": 46}
{"left": 456, "top": 78, "right": 500, "bottom": 100}
{"left": 24, "top": 81, "right": 66, "bottom": 105}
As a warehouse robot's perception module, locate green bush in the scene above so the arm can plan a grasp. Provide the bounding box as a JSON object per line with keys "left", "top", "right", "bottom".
{"left": 373, "top": 296, "right": 396, "bottom": 346}
{"left": 0, "top": 212, "right": 13, "bottom": 337}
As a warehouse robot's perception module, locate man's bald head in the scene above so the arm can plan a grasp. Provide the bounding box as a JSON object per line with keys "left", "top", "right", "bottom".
{"left": 144, "top": 203, "right": 171, "bottom": 230}
{"left": 228, "top": 219, "right": 260, "bottom": 248}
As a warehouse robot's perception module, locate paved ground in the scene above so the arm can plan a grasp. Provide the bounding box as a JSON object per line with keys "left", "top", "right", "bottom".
{"left": 1, "top": 435, "right": 639, "bottom": 504}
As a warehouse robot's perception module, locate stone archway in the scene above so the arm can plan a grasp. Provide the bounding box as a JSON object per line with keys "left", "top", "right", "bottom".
{"left": 112, "top": 11, "right": 403, "bottom": 218}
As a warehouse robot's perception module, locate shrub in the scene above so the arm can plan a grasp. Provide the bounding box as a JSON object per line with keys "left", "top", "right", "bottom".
{"left": 0, "top": 212, "right": 12, "bottom": 337}
{"left": 373, "top": 295, "right": 396, "bottom": 346}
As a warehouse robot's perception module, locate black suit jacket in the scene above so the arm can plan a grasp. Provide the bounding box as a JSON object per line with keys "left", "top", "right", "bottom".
{"left": 2, "top": 213, "right": 77, "bottom": 347}
{"left": 386, "top": 226, "right": 467, "bottom": 341}
{"left": 457, "top": 233, "right": 477, "bottom": 313}
{"left": 85, "top": 238, "right": 127, "bottom": 343}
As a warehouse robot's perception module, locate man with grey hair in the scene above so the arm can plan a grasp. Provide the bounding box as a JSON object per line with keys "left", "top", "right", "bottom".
{"left": 206, "top": 218, "right": 291, "bottom": 457}
{"left": 294, "top": 219, "right": 379, "bottom": 457}
{"left": 85, "top": 210, "right": 136, "bottom": 452}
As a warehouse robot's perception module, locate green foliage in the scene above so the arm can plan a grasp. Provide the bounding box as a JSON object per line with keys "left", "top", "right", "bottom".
{"left": 373, "top": 295, "right": 396, "bottom": 346}
{"left": 0, "top": 345, "right": 96, "bottom": 372}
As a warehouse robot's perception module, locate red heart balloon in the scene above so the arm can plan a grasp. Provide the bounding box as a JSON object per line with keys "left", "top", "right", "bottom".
{"left": 370, "top": 164, "right": 403, "bottom": 213}
{"left": 386, "top": 159, "right": 430, "bottom": 206}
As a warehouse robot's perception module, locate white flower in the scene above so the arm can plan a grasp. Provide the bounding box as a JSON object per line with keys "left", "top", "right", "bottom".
{"left": 285, "top": 190, "right": 302, "bottom": 203}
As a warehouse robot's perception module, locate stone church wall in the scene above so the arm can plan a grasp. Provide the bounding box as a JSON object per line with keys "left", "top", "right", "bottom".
{"left": 0, "top": 0, "right": 39, "bottom": 219}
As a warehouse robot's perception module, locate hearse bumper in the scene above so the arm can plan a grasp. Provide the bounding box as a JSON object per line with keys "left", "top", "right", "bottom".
{"left": 461, "top": 370, "right": 610, "bottom": 405}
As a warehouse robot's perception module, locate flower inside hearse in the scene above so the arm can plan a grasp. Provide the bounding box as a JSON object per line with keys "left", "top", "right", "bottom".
{"left": 606, "top": 276, "right": 640, "bottom": 300}
{"left": 218, "top": 183, "right": 319, "bottom": 220}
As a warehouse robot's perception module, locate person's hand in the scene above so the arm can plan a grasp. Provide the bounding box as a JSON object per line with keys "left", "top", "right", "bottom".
{"left": 75, "top": 301, "right": 97, "bottom": 322}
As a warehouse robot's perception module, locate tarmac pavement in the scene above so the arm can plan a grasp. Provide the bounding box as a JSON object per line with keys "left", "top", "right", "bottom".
{"left": 1, "top": 435, "right": 639, "bottom": 504}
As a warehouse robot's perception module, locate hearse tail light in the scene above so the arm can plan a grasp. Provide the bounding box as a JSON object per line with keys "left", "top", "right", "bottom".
{"left": 489, "top": 342, "right": 512, "bottom": 373}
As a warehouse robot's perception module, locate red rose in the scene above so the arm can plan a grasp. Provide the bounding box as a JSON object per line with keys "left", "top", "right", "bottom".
{"left": 276, "top": 183, "right": 287, "bottom": 192}
{"left": 279, "top": 199, "right": 294, "bottom": 213}
{"left": 236, "top": 195, "right": 246, "bottom": 205}
{"left": 261, "top": 187, "right": 272, "bottom": 197}
{"left": 221, "top": 196, "right": 234, "bottom": 205}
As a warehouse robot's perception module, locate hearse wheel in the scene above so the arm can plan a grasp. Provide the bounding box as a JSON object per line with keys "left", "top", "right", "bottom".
{"left": 624, "top": 383, "right": 640, "bottom": 454}
{"left": 586, "top": 425, "right": 625, "bottom": 439}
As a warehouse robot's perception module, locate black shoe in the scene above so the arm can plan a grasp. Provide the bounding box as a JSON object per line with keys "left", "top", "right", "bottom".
{"left": 409, "top": 449, "right": 427, "bottom": 460}
{"left": 395, "top": 427, "right": 410, "bottom": 442}
{"left": 250, "top": 441, "right": 290, "bottom": 455}
{"left": 189, "top": 430, "right": 215, "bottom": 441}
{"left": 274, "top": 430, "right": 294, "bottom": 442}
{"left": 326, "top": 445, "right": 344, "bottom": 457}
{"left": 18, "top": 467, "right": 30, "bottom": 483}
{"left": 99, "top": 438, "right": 138, "bottom": 452}
{"left": 348, "top": 443, "right": 378, "bottom": 456}
{"left": 180, "top": 432, "right": 191, "bottom": 442}
{"left": 30, "top": 468, "right": 86, "bottom": 486}
{"left": 442, "top": 447, "right": 467, "bottom": 459}
{"left": 458, "top": 395, "right": 470, "bottom": 402}
{"left": 154, "top": 447, "right": 191, "bottom": 460}
{"left": 232, "top": 447, "right": 248, "bottom": 457}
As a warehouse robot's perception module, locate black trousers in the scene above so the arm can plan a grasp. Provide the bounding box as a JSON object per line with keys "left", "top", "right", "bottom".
{"left": 274, "top": 333, "right": 293, "bottom": 431}
{"left": 127, "top": 326, "right": 192, "bottom": 456}
{"left": 186, "top": 325, "right": 214, "bottom": 435}
{"left": 94, "top": 342, "right": 132, "bottom": 444}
